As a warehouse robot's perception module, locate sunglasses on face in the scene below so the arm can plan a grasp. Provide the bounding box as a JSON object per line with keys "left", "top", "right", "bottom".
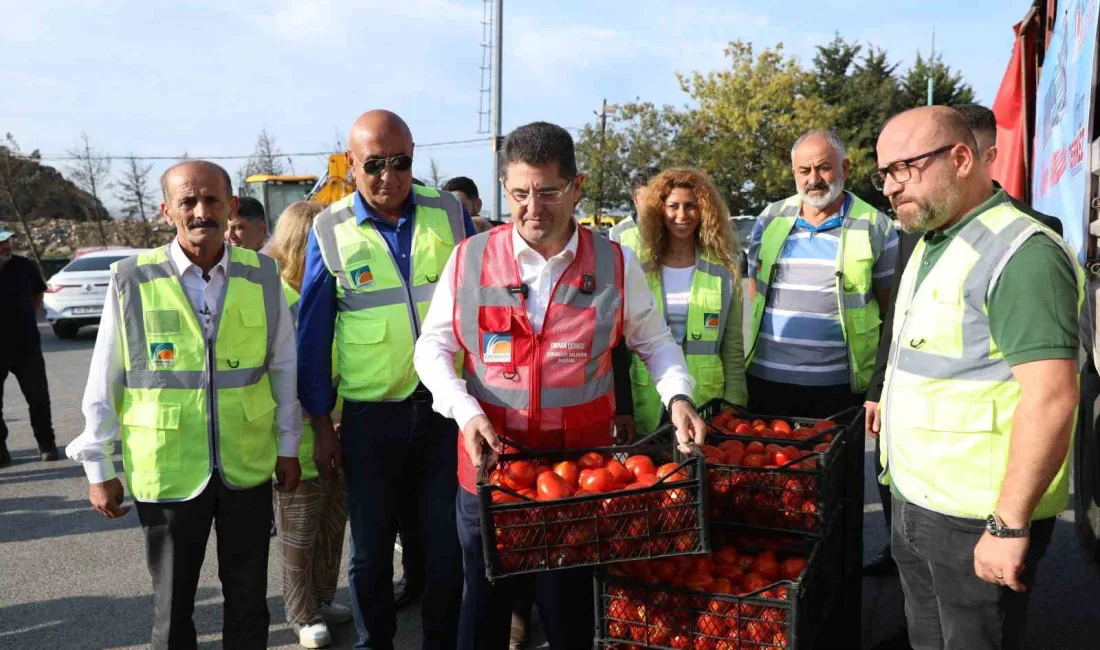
{"left": 362, "top": 154, "right": 413, "bottom": 176}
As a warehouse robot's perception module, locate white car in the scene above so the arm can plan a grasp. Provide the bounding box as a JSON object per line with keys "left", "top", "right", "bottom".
{"left": 43, "top": 248, "right": 149, "bottom": 339}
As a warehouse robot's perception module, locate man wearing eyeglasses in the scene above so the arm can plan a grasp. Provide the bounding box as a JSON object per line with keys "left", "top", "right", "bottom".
{"left": 297, "top": 109, "right": 476, "bottom": 650}
{"left": 745, "top": 129, "right": 898, "bottom": 418}
{"left": 874, "top": 105, "right": 1081, "bottom": 650}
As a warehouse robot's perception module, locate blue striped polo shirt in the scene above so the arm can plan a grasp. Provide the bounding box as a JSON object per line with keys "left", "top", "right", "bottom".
{"left": 747, "top": 194, "right": 898, "bottom": 386}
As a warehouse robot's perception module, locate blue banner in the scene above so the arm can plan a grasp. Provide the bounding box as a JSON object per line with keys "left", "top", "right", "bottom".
{"left": 1032, "top": 0, "right": 1100, "bottom": 262}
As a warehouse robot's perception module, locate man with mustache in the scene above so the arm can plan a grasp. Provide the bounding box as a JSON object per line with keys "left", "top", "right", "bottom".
{"left": 874, "top": 106, "right": 1080, "bottom": 650}
{"left": 67, "top": 160, "right": 302, "bottom": 649}
{"left": 297, "top": 110, "right": 476, "bottom": 650}
{"left": 746, "top": 130, "right": 898, "bottom": 418}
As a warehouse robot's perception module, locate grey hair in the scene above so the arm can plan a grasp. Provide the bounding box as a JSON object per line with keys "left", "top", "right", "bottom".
{"left": 790, "top": 130, "right": 848, "bottom": 163}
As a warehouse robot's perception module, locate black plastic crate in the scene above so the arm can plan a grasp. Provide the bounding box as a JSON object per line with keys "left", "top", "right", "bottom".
{"left": 699, "top": 399, "right": 857, "bottom": 445}
{"left": 476, "top": 432, "right": 710, "bottom": 580}
{"left": 594, "top": 525, "right": 841, "bottom": 650}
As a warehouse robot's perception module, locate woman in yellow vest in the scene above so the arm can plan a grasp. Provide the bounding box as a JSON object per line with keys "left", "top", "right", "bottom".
{"left": 269, "top": 201, "right": 351, "bottom": 649}
{"left": 624, "top": 168, "right": 748, "bottom": 434}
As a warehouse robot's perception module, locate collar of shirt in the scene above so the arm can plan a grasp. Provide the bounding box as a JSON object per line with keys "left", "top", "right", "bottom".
{"left": 354, "top": 189, "right": 418, "bottom": 230}
{"left": 510, "top": 221, "right": 579, "bottom": 265}
{"left": 169, "top": 238, "right": 230, "bottom": 280}
{"left": 794, "top": 192, "right": 851, "bottom": 232}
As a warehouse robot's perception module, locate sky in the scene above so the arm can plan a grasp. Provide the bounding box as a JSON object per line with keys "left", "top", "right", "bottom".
{"left": 1, "top": 0, "right": 1035, "bottom": 216}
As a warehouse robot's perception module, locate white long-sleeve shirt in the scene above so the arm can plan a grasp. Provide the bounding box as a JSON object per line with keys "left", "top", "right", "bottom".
{"left": 413, "top": 225, "right": 695, "bottom": 430}
{"left": 66, "top": 240, "right": 302, "bottom": 484}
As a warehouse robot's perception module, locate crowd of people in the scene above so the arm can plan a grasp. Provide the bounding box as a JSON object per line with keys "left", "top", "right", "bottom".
{"left": 40, "top": 100, "right": 1082, "bottom": 650}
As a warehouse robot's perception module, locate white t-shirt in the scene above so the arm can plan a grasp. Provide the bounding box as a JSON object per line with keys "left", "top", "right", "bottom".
{"left": 661, "top": 265, "right": 695, "bottom": 344}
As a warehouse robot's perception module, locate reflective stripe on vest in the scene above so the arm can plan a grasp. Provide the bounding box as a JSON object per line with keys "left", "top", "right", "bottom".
{"left": 880, "top": 204, "right": 1084, "bottom": 519}
{"left": 452, "top": 224, "right": 625, "bottom": 492}
{"left": 313, "top": 186, "right": 465, "bottom": 401}
{"left": 747, "top": 192, "right": 883, "bottom": 391}
{"left": 609, "top": 217, "right": 641, "bottom": 252}
{"left": 630, "top": 251, "right": 734, "bottom": 433}
{"left": 113, "top": 245, "right": 281, "bottom": 502}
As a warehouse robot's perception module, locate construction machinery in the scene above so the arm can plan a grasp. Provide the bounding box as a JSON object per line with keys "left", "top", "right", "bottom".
{"left": 242, "top": 154, "right": 356, "bottom": 229}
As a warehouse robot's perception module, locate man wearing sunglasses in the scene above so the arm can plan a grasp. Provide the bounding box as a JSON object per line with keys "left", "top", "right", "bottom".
{"left": 297, "top": 109, "right": 476, "bottom": 650}
{"left": 874, "top": 105, "right": 1081, "bottom": 650}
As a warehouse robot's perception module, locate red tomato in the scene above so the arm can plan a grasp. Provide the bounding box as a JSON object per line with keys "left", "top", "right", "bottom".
{"left": 492, "top": 490, "right": 520, "bottom": 504}
{"left": 780, "top": 557, "right": 807, "bottom": 580}
{"left": 814, "top": 419, "right": 836, "bottom": 431}
{"left": 684, "top": 573, "right": 716, "bottom": 591}
{"left": 718, "top": 439, "right": 744, "bottom": 454}
{"left": 489, "top": 469, "right": 506, "bottom": 486}
{"left": 581, "top": 468, "right": 614, "bottom": 493}
{"left": 773, "top": 449, "right": 795, "bottom": 466}
{"left": 714, "top": 563, "right": 745, "bottom": 582}
{"left": 696, "top": 613, "right": 729, "bottom": 636}
{"left": 745, "top": 441, "right": 765, "bottom": 455}
{"left": 656, "top": 463, "right": 688, "bottom": 481}
{"left": 813, "top": 443, "right": 829, "bottom": 453}
{"left": 625, "top": 455, "right": 657, "bottom": 479}
{"left": 741, "top": 573, "right": 769, "bottom": 594}
{"left": 517, "top": 488, "right": 537, "bottom": 500}
{"left": 734, "top": 423, "right": 753, "bottom": 434}
{"left": 740, "top": 454, "right": 765, "bottom": 468}
{"left": 504, "top": 461, "right": 537, "bottom": 490}
{"left": 536, "top": 464, "right": 552, "bottom": 476}
{"left": 713, "top": 547, "right": 738, "bottom": 566}
{"left": 536, "top": 472, "right": 574, "bottom": 501}
{"left": 751, "top": 419, "right": 767, "bottom": 428}
{"left": 578, "top": 452, "right": 605, "bottom": 470}
{"left": 605, "top": 459, "right": 633, "bottom": 485}
{"left": 770, "top": 419, "right": 792, "bottom": 434}
{"left": 553, "top": 460, "right": 580, "bottom": 488}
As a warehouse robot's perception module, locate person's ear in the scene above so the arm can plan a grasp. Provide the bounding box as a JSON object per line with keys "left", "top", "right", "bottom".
{"left": 474, "top": 197, "right": 483, "bottom": 216}
{"left": 572, "top": 174, "right": 587, "bottom": 209}
{"left": 842, "top": 158, "right": 851, "bottom": 181}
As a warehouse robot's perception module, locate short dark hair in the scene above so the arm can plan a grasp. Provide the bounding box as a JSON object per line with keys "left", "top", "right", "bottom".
{"left": 442, "top": 176, "right": 479, "bottom": 199}
{"left": 632, "top": 167, "right": 659, "bottom": 191}
{"left": 235, "top": 196, "right": 266, "bottom": 223}
{"left": 501, "top": 122, "right": 577, "bottom": 180}
{"left": 160, "top": 160, "right": 233, "bottom": 202}
{"left": 952, "top": 104, "right": 997, "bottom": 152}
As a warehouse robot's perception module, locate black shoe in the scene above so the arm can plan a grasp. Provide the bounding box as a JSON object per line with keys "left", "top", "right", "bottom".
{"left": 863, "top": 547, "right": 898, "bottom": 576}
{"left": 393, "top": 576, "right": 424, "bottom": 609}
{"left": 0, "top": 442, "right": 11, "bottom": 468}
{"left": 39, "top": 446, "right": 59, "bottom": 462}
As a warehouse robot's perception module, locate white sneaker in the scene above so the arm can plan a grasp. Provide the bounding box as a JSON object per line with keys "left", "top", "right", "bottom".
{"left": 294, "top": 618, "right": 332, "bottom": 648}
{"left": 316, "top": 601, "right": 353, "bottom": 624}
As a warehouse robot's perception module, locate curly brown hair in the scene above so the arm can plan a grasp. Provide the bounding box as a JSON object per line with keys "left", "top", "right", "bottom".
{"left": 637, "top": 168, "right": 740, "bottom": 281}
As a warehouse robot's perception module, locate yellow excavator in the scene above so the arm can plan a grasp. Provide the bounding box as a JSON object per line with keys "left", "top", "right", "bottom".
{"left": 242, "top": 154, "right": 356, "bottom": 228}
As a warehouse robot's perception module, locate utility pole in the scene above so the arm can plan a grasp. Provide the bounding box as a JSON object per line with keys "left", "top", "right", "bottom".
{"left": 594, "top": 99, "right": 617, "bottom": 221}
{"left": 489, "top": 0, "right": 503, "bottom": 221}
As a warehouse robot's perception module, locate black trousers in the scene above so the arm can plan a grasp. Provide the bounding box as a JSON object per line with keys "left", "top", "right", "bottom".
{"left": 455, "top": 489, "right": 594, "bottom": 650}
{"left": 746, "top": 373, "right": 863, "bottom": 419}
{"left": 0, "top": 345, "right": 56, "bottom": 450}
{"left": 134, "top": 474, "right": 272, "bottom": 650}
{"left": 892, "top": 499, "right": 1056, "bottom": 650}
{"left": 340, "top": 397, "right": 463, "bottom": 650}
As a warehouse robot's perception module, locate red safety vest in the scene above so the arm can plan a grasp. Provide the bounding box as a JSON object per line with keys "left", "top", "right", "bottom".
{"left": 452, "top": 224, "right": 625, "bottom": 492}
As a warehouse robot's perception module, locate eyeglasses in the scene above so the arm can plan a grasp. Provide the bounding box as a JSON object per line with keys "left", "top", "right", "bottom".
{"left": 871, "top": 144, "right": 957, "bottom": 191}
{"left": 362, "top": 154, "right": 413, "bottom": 176}
{"left": 504, "top": 180, "right": 574, "bottom": 205}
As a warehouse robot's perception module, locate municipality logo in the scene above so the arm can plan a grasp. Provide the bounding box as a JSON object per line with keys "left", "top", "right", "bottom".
{"left": 150, "top": 342, "right": 175, "bottom": 368}
{"left": 703, "top": 312, "right": 720, "bottom": 329}
{"left": 349, "top": 265, "right": 374, "bottom": 289}
{"left": 482, "top": 333, "right": 512, "bottom": 363}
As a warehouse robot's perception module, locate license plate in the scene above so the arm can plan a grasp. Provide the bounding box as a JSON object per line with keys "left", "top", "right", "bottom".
{"left": 70, "top": 306, "right": 101, "bottom": 316}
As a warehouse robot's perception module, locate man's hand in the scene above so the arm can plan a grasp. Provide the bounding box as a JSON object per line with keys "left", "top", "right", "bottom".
{"left": 89, "top": 478, "right": 130, "bottom": 519}
{"left": 974, "top": 530, "right": 1029, "bottom": 592}
{"left": 669, "top": 400, "right": 706, "bottom": 454}
{"left": 274, "top": 456, "right": 301, "bottom": 493}
{"left": 864, "top": 401, "right": 881, "bottom": 439}
{"left": 311, "top": 414, "right": 342, "bottom": 480}
{"left": 614, "top": 415, "right": 636, "bottom": 445}
{"left": 462, "top": 415, "right": 503, "bottom": 470}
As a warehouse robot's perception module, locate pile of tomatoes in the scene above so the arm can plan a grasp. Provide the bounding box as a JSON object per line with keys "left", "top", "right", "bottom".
{"left": 486, "top": 451, "right": 704, "bottom": 573}
{"left": 601, "top": 542, "right": 808, "bottom": 649}
{"left": 708, "top": 409, "right": 836, "bottom": 442}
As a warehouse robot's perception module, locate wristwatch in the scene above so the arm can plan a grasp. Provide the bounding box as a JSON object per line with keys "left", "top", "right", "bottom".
{"left": 986, "top": 513, "right": 1030, "bottom": 538}
{"left": 668, "top": 394, "right": 696, "bottom": 411}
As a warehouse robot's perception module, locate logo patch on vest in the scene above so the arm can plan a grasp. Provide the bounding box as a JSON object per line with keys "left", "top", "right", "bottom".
{"left": 703, "top": 312, "right": 720, "bottom": 329}
{"left": 482, "top": 333, "right": 512, "bottom": 364}
{"left": 150, "top": 342, "right": 175, "bottom": 368}
{"left": 349, "top": 265, "right": 375, "bottom": 289}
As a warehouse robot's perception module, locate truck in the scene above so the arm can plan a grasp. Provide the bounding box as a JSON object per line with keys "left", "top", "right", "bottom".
{"left": 994, "top": 0, "right": 1100, "bottom": 563}
{"left": 241, "top": 154, "right": 357, "bottom": 230}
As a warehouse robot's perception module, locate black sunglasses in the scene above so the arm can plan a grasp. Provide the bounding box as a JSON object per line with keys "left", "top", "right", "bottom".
{"left": 362, "top": 154, "right": 413, "bottom": 176}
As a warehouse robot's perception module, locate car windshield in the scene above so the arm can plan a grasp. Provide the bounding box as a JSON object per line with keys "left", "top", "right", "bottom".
{"left": 62, "top": 255, "right": 131, "bottom": 272}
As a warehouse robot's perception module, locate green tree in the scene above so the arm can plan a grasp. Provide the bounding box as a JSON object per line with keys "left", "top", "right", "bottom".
{"left": 899, "top": 52, "right": 975, "bottom": 108}
{"left": 812, "top": 34, "right": 862, "bottom": 107}
{"left": 677, "top": 41, "right": 844, "bottom": 214}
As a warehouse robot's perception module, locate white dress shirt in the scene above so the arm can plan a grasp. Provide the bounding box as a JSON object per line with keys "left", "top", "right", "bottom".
{"left": 414, "top": 224, "right": 695, "bottom": 430}
{"left": 66, "top": 240, "right": 302, "bottom": 484}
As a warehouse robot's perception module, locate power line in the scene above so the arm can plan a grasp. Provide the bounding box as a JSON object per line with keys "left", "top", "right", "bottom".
{"left": 21, "top": 137, "right": 491, "bottom": 162}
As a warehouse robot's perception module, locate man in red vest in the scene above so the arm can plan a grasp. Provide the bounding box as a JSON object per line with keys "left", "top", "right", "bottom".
{"left": 414, "top": 121, "right": 706, "bottom": 650}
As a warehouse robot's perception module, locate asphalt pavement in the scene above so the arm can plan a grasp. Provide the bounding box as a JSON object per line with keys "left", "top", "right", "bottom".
{"left": 2, "top": 323, "right": 1100, "bottom": 649}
